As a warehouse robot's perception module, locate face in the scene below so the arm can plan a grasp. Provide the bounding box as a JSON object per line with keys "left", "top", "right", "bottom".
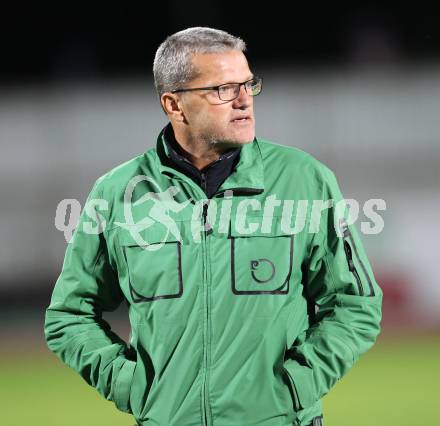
{"left": 168, "top": 50, "right": 256, "bottom": 148}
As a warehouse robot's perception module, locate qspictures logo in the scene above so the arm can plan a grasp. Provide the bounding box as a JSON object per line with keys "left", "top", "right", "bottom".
{"left": 54, "top": 175, "right": 386, "bottom": 249}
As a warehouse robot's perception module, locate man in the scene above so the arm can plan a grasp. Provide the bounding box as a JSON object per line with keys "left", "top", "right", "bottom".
{"left": 45, "top": 27, "right": 382, "bottom": 426}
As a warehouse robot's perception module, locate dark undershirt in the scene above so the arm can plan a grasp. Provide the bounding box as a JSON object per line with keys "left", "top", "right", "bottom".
{"left": 163, "top": 123, "right": 241, "bottom": 199}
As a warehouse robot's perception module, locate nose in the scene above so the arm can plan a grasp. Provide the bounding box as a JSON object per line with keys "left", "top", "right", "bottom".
{"left": 233, "top": 83, "right": 253, "bottom": 108}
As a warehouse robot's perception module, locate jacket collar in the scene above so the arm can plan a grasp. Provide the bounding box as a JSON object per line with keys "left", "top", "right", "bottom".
{"left": 162, "top": 122, "right": 241, "bottom": 187}
{"left": 155, "top": 123, "right": 264, "bottom": 197}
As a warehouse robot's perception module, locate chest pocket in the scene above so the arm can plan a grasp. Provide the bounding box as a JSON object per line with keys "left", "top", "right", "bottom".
{"left": 118, "top": 221, "right": 183, "bottom": 303}
{"left": 229, "top": 216, "right": 294, "bottom": 295}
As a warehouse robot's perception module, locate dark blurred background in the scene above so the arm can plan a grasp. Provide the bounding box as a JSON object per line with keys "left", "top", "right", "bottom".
{"left": 2, "top": 4, "right": 440, "bottom": 83}
{"left": 0, "top": 4, "right": 439, "bottom": 425}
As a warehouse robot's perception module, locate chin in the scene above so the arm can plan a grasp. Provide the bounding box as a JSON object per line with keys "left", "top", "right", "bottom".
{"left": 208, "top": 126, "right": 255, "bottom": 146}
{"left": 229, "top": 126, "right": 255, "bottom": 143}
{"left": 235, "top": 130, "right": 255, "bottom": 144}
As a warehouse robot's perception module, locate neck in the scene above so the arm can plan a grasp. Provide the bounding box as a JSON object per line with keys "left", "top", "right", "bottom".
{"left": 171, "top": 125, "right": 238, "bottom": 171}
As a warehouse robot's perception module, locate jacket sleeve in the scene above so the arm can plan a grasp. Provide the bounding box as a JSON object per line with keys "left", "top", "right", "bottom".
{"left": 283, "top": 165, "right": 383, "bottom": 411}
{"left": 44, "top": 179, "right": 136, "bottom": 414}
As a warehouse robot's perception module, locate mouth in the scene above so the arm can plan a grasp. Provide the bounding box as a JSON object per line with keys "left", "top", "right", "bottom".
{"left": 231, "top": 115, "right": 252, "bottom": 123}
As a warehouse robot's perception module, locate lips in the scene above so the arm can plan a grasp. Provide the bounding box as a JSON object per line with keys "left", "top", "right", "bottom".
{"left": 231, "top": 115, "right": 251, "bottom": 122}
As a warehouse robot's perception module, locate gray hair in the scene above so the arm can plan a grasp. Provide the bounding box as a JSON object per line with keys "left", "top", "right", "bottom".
{"left": 153, "top": 27, "right": 247, "bottom": 98}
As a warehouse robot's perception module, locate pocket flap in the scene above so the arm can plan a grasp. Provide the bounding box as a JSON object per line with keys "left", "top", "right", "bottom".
{"left": 117, "top": 220, "right": 183, "bottom": 246}
{"left": 229, "top": 216, "right": 294, "bottom": 238}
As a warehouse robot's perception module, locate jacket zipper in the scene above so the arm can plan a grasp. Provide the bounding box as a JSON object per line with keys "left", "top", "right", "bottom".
{"left": 340, "top": 220, "right": 375, "bottom": 296}
{"left": 343, "top": 239, "right": 364, "bottom": 296}
{"left": 201, "top": 172, "right": 212, "bottom": 426}
{"left": 163, "top": 171, "right": 263, "bottom": 425}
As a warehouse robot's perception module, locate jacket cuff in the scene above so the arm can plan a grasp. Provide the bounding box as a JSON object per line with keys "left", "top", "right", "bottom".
{"left": 113, "top": 358, "right": 136, "bottom": 413}
{"left": 283, "top": 358, "right": 317, "bottom": 411}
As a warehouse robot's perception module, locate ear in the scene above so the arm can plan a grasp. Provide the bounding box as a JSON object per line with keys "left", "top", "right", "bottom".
{"left": 161, "top": 93, "right": 186, "bottom": 122}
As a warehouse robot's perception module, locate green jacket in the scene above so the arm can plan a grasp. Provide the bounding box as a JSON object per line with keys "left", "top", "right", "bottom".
{"left": 45, "top": 126, "right": 382, "bottom": 426}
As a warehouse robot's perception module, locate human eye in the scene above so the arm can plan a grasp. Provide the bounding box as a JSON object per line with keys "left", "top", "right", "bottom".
{"left": 218, "top": 83, "right": 237, "bottom": 96}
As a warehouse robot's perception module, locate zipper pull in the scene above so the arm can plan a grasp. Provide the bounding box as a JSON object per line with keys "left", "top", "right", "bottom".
{"left": 202, "top": 202, "right": 213, "bottom": 235}
{"left": 343, "top": 240, "right": 355, "bottom": 271}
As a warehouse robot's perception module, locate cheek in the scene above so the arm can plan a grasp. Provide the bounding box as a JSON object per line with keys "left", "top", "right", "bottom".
{"left": 201, "top": 108, "right": 229, "bottom": 129}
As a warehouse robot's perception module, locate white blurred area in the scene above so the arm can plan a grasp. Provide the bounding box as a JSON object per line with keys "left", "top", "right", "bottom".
{"left": 0, "top": 65, "right": 439, "bottom": 328}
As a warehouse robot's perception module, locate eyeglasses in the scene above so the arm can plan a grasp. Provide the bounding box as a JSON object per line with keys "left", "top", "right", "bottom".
{"left": 171, "top": 76, "right": 263, "bottom": 101}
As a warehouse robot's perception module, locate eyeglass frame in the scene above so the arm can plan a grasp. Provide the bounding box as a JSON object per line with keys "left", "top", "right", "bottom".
{"left": 170, "top": 76, "right": 263, "bottom": 101}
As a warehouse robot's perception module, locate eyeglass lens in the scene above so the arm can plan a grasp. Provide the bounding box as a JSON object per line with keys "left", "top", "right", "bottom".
{"left": 218, "top": 78, "right": 262, "bottom": 101}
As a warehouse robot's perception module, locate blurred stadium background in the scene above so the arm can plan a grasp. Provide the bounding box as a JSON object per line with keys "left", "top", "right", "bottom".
{"left": 0, "top": 5, "right": 439, "bottom": 425}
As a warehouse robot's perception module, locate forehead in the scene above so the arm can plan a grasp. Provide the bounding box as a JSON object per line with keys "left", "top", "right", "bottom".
{"left": 189, "top": 51, "right": 252, "bottom": 85}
